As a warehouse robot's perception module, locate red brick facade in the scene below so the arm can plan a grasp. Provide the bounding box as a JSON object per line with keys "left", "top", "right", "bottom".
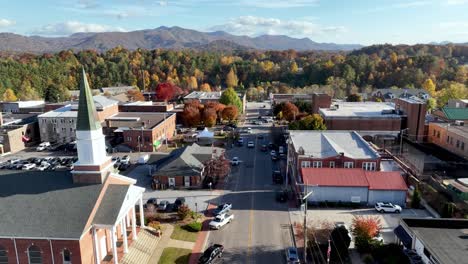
{"left": 154, "top": 174, "right": 200, "bottom": 188}
{"left": 394, "top": 98, "right": 427, "bottom": 142}
{"left": 324, "top": 118, "right": 401, "bottom": 132}
{"left": 119, "top": 103, "right": 173, "bottom": 113}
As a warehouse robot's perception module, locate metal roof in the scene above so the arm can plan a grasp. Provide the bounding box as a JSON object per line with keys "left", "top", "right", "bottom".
{"left": 289, "top": 131, "right": 380, "bottom": 159}
{"left": 77, "top": 68, "right": 100, "bottom": 131}
{"left": 441, "top": 107, "right": 468, "bottom": 120}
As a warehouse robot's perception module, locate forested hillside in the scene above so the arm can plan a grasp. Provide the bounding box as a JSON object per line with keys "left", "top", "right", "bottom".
{"left": 0, "top": 44, "right": 467, "bottom": 105}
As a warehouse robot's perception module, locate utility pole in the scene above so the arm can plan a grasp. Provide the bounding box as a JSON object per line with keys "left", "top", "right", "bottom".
{"left": 302, "top": 189, "right": 314, "bottom": 264}
{"left": 399, "top": 128, "right": 408, "bottom": 156}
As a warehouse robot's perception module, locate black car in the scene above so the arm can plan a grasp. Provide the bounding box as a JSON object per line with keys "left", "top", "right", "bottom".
{"left": 276, "top": 190, "right": 288, "bottom": 203}
{"left": 257, "top": 134, "right": 264, "bottom": 140}
{"left": 118, "top": 163, "right": 130, "bottom": 171}
{"left": 227, "top": 123, "right": 237, "bottom": 129}
{"left": 174, "top": 197, "right": 186, "bottom": 210}
{"left": 272, "top": 170, "right": 283, "bottom": 184}
{"left": 146, "top": 198, "right": 158, "bottom": 205}
{"left": 198, "top": 244, "right": 224, "bottom": 264}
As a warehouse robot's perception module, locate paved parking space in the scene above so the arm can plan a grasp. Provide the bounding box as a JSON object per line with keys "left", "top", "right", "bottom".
{"left": 305, "top": 208, "right": 431, "bottom": 244}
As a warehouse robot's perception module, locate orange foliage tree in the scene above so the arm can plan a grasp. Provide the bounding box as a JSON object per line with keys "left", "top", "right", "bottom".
{"left": 282, "top": 102, "right": 299, "bottom": 121}
{"left": 222, "top": 105, "right": 238, "bottom": 122}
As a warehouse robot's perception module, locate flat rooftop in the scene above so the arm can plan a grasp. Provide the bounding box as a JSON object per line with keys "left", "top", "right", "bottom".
{"left": 1, "top": 113, "right": 38, "bottom": 126}
{"left": 320, "top": 102, "right": 400, "bottom": 118}
{"left": 401, "top": 218, "right": 468, "bottom": 264}
{"left": 431, "top": 122, "right": 468, "bottom": 138}
{"left": 289, "top": 130, "right": 380, "bottom": 159}
{"left": 184, "top": 91, "right": 222, "bottom": 100}
{"left": 106, "top": 112, "right": 174, "bottom": 129}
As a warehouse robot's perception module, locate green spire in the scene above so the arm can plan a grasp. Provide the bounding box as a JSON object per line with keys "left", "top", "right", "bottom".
{"left": 77, "top": 67, "right": 100, "bottom": 131}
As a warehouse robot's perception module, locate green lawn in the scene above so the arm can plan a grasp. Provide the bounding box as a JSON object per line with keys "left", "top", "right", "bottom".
{"left": 170, "top": 224, "right": 199, "bottom": 242}
{"left": 158, "top": 247, "right": 191, "bottom": 264}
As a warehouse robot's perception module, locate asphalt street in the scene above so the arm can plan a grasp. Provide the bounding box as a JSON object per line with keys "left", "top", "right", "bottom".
{"left": 206, "top": 102, "right": 294, "bottom": 264}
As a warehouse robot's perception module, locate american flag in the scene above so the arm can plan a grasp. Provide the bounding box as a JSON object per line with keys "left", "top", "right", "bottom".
{"left": 327, "top": 239, "right": 331, "bottom": 263}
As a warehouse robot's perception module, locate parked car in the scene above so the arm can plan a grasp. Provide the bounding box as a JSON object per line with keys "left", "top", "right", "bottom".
{"left": 257, "top": 134, "right": 264, "bottom": 140}
{"left": 8, "top": 159, "right": 20, "bottom": 164}
{"left": 198, "top": 244, "right": 224, "bottom": 264}
{"left": 237, "top": 138, "right": 244, "bottom": 146}
{"left": 213, "top": 203, "right": 232, "bottom": 216}
{"left": 247, "top": 141, "right": 255, "bottom": 148}
{"left": 230, "top": 157, "right": 240, "bottom": 166}
{"left": 158, "top": 200, "right": 170, "bottom": 211}
{"left": 375, "top": 202, "right": 402, "bottom": 213}
{"left": 137, "top": 154, "right": 149, "bottom": 164}
{"left": 279, "top": 146, "right": 284, "bottom": 154}
{"left": 272, "top": 170, "right": 283, "bottom": 184}
{"left": 372, "top": 233, "right": 384, "bottom": 243}
{"left": 174, "top": 197, "right": 186, "bottom": 210}
{"left": 261, "top": 144, "right": 268, "bottom": 152}
{"left": 246, "top": 127, "right": 252, "bottom": 134}
{"left": 227, "top": 123, "right": 237, "bottom": 129}
{"left": 37, "top": 163, "right": 50, "bottom": 171}
{"left": 121, "top": 155, "right": 131, "bottom": 164}
{"left": 118, "top": 163, "right": 130, "bottom": 171}
{"left": 36, "top": 142, "right": 51, "bottom": 151}
{"left": 270, "top": 150, "right": 277, "bottom": 156}
{"left": 209, "top": 213, "right": 234, "bottom": 229}
{"left": 22, "top": 163, "right": 36, "bottom": 170}
{"left": 285, "top": 247, "right": 300, "bottom": 264}
{"left": 146, "top": 198, "right": 158, "bottom": 206}
{"left": 276, "top": 190, "right": 288, "bottom": 203}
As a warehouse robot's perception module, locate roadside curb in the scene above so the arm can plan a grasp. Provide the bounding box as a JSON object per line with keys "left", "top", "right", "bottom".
{"left": 188, "top": 203, "right": 216, "bottom": 264}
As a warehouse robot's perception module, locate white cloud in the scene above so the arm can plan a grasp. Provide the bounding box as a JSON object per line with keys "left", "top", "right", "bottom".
{"left": 159, "top": 1, "right": 168, "bottom": 6}
{"left": 0, "top": 18, "right": 15, "bottom": 27}
{"left": 76, "top": 0, "right": 99, "bottom": 9}
{"left": 210, "top": 16, "right": 345, "bottom": 38}
{"left": 237, "top": 0, "right": 318, "bottom": 8}
{"left": 33, "top": 21, "right": 126, "bottom": 36}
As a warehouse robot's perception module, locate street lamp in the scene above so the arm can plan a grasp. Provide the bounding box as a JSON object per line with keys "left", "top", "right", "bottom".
{"left": 302, "top": 189, "right": 314, "bottom": 264}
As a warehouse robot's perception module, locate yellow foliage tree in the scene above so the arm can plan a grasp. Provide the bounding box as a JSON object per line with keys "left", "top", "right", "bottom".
{"left": 187, "top": 76, "right": 198, "bottom": 90}
{"left": 290, "top": 61, "right": 299, "bottom": 74}
{"left": 200, "top": 83, "right": 211, "bottom": 92}
{"left": 226, "top": 68, "right": 238, "bottom": 88}
{"left": 422, "top": 79, "right": 436, "bottom": 97}
{"left": 3, "top": 88, "right": 17, "bottom": 101}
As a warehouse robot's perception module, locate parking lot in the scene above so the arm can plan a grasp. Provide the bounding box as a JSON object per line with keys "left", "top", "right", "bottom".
{"left": 304, "top": 207, "right": 431, "bottom": 244}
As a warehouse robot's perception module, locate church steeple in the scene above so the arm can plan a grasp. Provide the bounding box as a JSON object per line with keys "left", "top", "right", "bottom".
{"left": 72, "top": 68, "right": 112, "bottom": 184}
{"left": 77, "top": 67, "right": 100, "bottom": 131}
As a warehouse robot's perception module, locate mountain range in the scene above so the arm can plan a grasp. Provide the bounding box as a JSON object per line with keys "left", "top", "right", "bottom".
{"left": 0, "top": 26, "right": 363, "bottom": 53}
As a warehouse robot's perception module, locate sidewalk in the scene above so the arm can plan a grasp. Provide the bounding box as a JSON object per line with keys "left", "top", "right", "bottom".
{"left": 149, "top": 224, "right": 174, "bottom": 262}
{"left": 188, "top": 204, "right": 216, "bottom": 264}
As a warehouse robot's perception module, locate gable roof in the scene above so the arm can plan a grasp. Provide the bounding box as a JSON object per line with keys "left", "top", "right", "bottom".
{"left": 441, "top": 107, "right": 468, "bottom": 120}
{"left": 0, "top": 170, "right": 103, "bottom": 239}
{"left": 289, "top": 131, "right": 380, "bottom": 159}
{"left": 153, "top": 143, "right": 224, "bottom": 177}
{"left": 301, "top": 168, "right": 407, "bottom": 191}
{"left": 77, "top": 68, "right": 100, "bottom": 131}
{"left": 92, "top": 185, "right": 130, "bottom": 226}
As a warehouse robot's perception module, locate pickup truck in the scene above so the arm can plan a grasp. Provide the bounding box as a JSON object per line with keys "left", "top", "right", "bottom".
{"left": 209, "top": 213, "right": 234, "bottom": 229}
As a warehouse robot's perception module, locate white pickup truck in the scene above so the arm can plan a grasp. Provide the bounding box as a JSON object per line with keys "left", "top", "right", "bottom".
{"left": 209, "top": 213, "right": 234, "bottom": 229}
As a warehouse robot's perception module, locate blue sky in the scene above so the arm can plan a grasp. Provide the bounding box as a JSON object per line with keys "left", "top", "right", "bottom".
{"left": 1, "top": 0, "right": 468, "bottom": 45}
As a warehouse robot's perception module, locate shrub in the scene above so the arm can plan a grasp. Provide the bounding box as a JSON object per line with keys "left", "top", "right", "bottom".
{"left": 148, "top": 221, "right": 161, "bottom": 230}
{"left": 183, "top": 221, "right": 202, "bottom": 232}
{"left": 177, "top": 204, "right": 191, "bottom": 220}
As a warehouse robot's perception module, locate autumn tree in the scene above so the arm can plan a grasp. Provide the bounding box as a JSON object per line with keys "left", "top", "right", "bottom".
{"left": 347, "top": 93, "right": 363, "bottom": 102}
{"left": 155, "top": 82, "right": 182, "bottom": 102}
{"left": 44, "top": 84, "right": 71, "bottom": 103}
{"left": 2, "top": 88, "right": 17, "bottom": 102}
{"left": 289, "top": 114, "right": 326, "bottom": 130}
{"left": 187, "top": 76, "right": 198, "bottom": 90}
{"left": 182, "top": 106, "right": 201, "bottom": 127}
{"left": 222, "top": 105, "right": 238, "bottom": 122}
{"left": 202, "top": 107, "right": 217, "bottom": 127}
{"left": 200, "top": 83, "right": 211, "bottom": 92}
{"left": 226, "top": 67, "right": 238, "bottom": 88}
{"left": 290, "top": 61, "right": 299, "bottom": 74}
{"left": 352, "top": 216, "right": 383, "bottom": 253}
{"left": 126, "top": 89, "right": 145, "bottom": 101}
{"left": 202, "top": 154, "right": 230, "bottom": 188}
{"left": 437, "top": 82, "right": 468, "bottom": 107}
{"left": 422, "top": 78, "right": 436, "bottom": 97}
{"left": 219, "top": 87, "right": 243, "bottom": 113}
{"left": 282, "top": 102, "right": 299, "bottom": 121}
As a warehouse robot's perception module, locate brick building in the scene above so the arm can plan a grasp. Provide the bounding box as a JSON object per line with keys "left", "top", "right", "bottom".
{"left": 287, "top": 131, "right": 381, "bottom": 188}
{"left": 184, "top": 91, "right": 247, "bottom": 113}
{"left": 427, "top": 122, "right": 468, "bottom": 160}
{"left": 394, "top": 98, "right": 427, "bottom": 142}
{"left": 0, "top": 113, "right": 40, "bottom": 154}
{"left": 0, "top": 69, "right": 146, "bottom": 264}
{"left": 152, "top": 143, "right": 224, "bottom": 189}
{"left": 270, "top": 93, "right": 331, "bottom": 114}
{"left": 38, "top": 96, "right": 118, "bottom": 143}
{"left": 0, "top": 100, "right": 45, "bottom": 113}
{"left": 319, "top": 102, "right": 402, "bottom": 138}
{"left": 105, "top": 112, "right": 176, "bottom": 152}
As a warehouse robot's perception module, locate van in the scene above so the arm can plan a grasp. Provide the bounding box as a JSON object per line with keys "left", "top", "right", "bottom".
{"left": 137, "top": 154, "right": 149, "bottom": 164}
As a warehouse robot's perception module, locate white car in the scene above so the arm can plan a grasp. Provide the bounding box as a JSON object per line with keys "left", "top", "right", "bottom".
{"left": 37, "top": 163, "right": 50, "bottom": 171}
{"left": 270, "top": 150, "right": 277, "bottom": 156}
{"left": 22, "top": 163, "right": 36, "bottom": 170}
{"left": 372, "top": 233, "right": 384, "bottom": 243}
{"left": 231, "top": 157, "right": 240, "bottom": 166}
{"left": 247, "top": 141, "right": 255, "bottom": 148}
{"left": 209, "top": 213, "right": 234, "bottom": 229}
{"left": 247, "top": 127, "right": 252, "bottom": 134}
{"left": 375, "top": 202, "right": 402, "bottom": 213}
{"left": 36, "top": 142, "right": 51, "bottom": 151}
{"left": 121, "top": 155, "right": 131, "bottom": 164}
{"left": 213, "top": 203, "right": 232, "bottom": 216}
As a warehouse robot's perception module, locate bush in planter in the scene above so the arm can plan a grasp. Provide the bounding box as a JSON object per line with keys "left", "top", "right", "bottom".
{"left": 148, "top": 221, "right": 161, "bottom": 230}
{"left": 183, "top": 221, "right": 202, "bottom": 232}
{"left": 177, "top": 204, "right": 191, "bottom": 220}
